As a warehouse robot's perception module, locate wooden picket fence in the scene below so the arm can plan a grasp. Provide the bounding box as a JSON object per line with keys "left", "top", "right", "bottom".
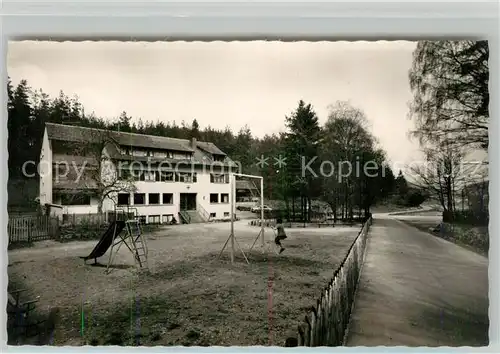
{"left": 8, "top": 215, "right": 60, "bottom": 244}
{"left": 292, "top": 217, "right": 372, "bottom": 346}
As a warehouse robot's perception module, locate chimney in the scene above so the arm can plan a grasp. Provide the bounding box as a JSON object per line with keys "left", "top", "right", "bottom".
{"left": 191, "top": 137, "right": 197, "bottom": 148}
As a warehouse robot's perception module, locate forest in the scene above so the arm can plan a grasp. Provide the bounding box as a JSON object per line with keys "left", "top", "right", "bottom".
{"left": 9, "top": 77, "right": 428, "bottom": 220}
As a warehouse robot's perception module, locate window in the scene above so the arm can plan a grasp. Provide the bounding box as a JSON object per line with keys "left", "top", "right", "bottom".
{"left": 149, "top": 215, "right": 160, "bottom": 224}
{"left": 221, "top": 194, "right": 229, "bottom": 204}
{"left": 120, "top": 146, "right": 132, "bottom": 155}
{"left": 117, "top": 193, "right": 130, "bottom": 206}
{"left": 173, "top": 152, "right": 192, "bottom": 160}
{"left": 224, "top": 212, "right": 230, "bottom": 217}
{"left": 132, "top": 170, "right": 145, "bottom": 181}
{"left": 176, "top": 172, "right": 197, "bottom": 183}
{"left": 134, "top": 193, "right": 145, "bottom": 205}
{"left": 132, "top": 149, "right": 148, "bottom": 157}
{"left": 149, "top": 193, "right": 160, "bottom": 205}
{"left": 213, "top": 155, "right": 225, "bottom": 162}
{"left": 210, "top": 194, "right": 219, "bottom": 203}
{"left": 163, "top": 193, "right": 173, "bottom": 204}
{"left": 163, "top": 151, "right": 174, "bottom": 159}
{"left": 58, "top": 193, "right": 91, "bottom": 206}
{"left": 153, "top": 151, "right": 167, "bottom": 158}
{"left": 161, "top": 171, "right": 174, "bottom": 182}
{"left": 210, "top": 213, "right": 216, "bottom": 218}
{"left": 210, "top": 173, "right": 229, "bottom": 184}
{"left": 119, "top": 168, "right": 131, "bottom": 180}
{"left": 162, "top": 214, "right": 174, "bottom": 223}
{"left": 145, "top": 171, "right": 156, "bottom": 182}
{"left": 140, "top": 170, "right": 161, "bottom": 182}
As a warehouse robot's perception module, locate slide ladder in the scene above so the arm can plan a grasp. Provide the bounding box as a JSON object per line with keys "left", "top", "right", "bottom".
{"left": 126, "top": 219, "right": 149, "bottom": 270}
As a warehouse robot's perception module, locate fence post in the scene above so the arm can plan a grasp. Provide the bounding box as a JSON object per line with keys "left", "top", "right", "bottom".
{"left": 291, "top": 218, "right": 372, "bottom": 347}
{"left": 27, "top": 218, "right": 32, "bottom": 243}
{"left": 304, "top": 315, "right": 311, "bottom": 346}
{"left": 55, "top": 217, "right": 61, "bottom": 241}
{"left": 310, "top": 309, "right": 316, "bottom": 347}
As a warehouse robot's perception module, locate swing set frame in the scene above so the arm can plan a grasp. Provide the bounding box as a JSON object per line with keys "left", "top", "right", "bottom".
{"left": 218, "top": 173, "right": 266, "bottom": 264}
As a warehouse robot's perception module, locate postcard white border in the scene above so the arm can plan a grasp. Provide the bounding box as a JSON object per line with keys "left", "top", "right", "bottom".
{"left": 1, "top": 0, "right": 498, "bottom": 352}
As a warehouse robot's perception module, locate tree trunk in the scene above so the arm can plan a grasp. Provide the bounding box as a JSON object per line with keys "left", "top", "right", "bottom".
{"left": 333, "top": 189, "right": 338, "bottom": 222}
{"left": 461, "top": 188, "right": 465, "bottom": 212}
{"left": 98, "top": 197, "right": 104, "bottom": 214}
{"left": 363, "top": 178, "right": 370, "bottom": 218}
{"left": 446, "top": 177, "right": 453, "bottom": 214}
{"left": 341, "top": 197, "right": 345, "bottom": 220}
{"left": 438, "top": 180, "right": 447, "bottom": 212}
{"left": 307, "top": 196, "right": 312, "bottom": 222}
{"left": 300, "top": 195, "right": 304, "bottom": 221}
{"left": 343, "top": 183, "right": 348, "bottom": 220}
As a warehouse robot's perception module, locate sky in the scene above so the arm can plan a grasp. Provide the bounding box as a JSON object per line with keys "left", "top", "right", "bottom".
{"left": 8, "top": 40, "right": 423, "bottom": 168}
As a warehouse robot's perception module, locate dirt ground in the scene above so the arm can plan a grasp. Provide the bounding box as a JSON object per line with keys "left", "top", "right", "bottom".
{"left": 8, "top": 220, "right": 361, "bottom": 346}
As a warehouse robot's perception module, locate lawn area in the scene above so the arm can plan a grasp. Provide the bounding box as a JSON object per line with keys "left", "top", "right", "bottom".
{"left": 8, "top": 220, "right": 361, "bottom": 346}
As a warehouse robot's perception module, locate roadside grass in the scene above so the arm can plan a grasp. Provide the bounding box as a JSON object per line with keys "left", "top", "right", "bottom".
{"left": 401, "top": 220, "right": 488, "bottom": 257}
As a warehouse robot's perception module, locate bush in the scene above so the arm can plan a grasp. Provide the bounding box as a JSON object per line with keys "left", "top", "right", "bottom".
{"left": 59, "top": 224, "right": 108, "bottom": 241}
{"left": 406, "top": 191, "right": 426, "bottom": 207}
{"left": 443, "top": 210, "right": 489, "bottom": 226}
{"left": 392, "top": 189, "right": 427, "bottom": 208}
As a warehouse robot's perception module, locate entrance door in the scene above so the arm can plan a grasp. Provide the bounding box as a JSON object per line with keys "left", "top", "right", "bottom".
{"left": 180, "top": 193, "right": 197, "bottom": 211}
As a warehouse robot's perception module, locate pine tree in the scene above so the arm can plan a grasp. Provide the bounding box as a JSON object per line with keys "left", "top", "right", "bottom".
{"left": 283, "top": 100, "right": 322, "bottom": 221}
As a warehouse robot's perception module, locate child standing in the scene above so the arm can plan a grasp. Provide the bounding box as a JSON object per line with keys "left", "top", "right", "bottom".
{"left": 274, "top": 218, "right": 287, "bottom": 254}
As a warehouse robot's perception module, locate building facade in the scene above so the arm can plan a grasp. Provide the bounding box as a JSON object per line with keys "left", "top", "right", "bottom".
{"left": 39, "top": 123, "right": 239, "bottom": 224}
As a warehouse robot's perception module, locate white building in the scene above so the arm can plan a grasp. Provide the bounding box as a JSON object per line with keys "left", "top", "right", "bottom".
{"left": 39, "top": 123, "right": 239, "bottom": 224}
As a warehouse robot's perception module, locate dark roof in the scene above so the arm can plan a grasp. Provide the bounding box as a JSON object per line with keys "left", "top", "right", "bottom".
{"left": 196, "top": 141, "right": 226, "bottom": 156}
{"left": 52, "top": 154, "right": 99, "bottom": 167}
{"left": 46, "top": 123, "right": 237, "bottom": 167}
{"left": 53, "top": 178, "right": 98, "bottom": 191}
{"left": 46, "top": 123, "right": 194, "bottom": 153}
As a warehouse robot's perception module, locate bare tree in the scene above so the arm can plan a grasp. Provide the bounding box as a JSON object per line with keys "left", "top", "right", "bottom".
{"left": 408, "top": 40, "right": 489, "bottom": 152}
{"left": 320, "top": 101, "right": 385, "bottom": 219}
{"left": 407, "top": 143, "right": 479, "bottom": 218}
{"left": 67, "top": 128, "right": 137, "bottom": 213}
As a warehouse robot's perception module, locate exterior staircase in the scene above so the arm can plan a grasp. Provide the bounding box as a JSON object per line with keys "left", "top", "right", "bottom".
{"left": 179, "top": 203, "right": 213, "bottom": 224}
{"left": 178, "top": 211, "right": 191, "bottom": 224}
{"left": 178, "top": 210, "right": 206, "bottom": 224}
{"left": 185, "top": 210, "right": 205, "bottom": 223}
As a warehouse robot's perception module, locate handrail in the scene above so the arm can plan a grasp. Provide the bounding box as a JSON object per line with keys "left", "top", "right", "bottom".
{"left": 126, "top": 206, "right": 139, "bottom": 219}
{"left": 114, "top": 206, "right": 140, "bottom": 222}
{"left": 196, "top": 203, "right": 211, "bottom": 222}
{"left": 178, "top": 211, "right": 191, "bottom": 224}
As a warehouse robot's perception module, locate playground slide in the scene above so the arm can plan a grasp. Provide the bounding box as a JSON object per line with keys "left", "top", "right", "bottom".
{"left": 80, "top": 220, "right": 126, "bottom": 262}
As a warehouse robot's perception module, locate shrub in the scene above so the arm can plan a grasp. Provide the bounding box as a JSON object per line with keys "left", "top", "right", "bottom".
{"left": 406, "top": 190, "right": 426, "bottom": 207}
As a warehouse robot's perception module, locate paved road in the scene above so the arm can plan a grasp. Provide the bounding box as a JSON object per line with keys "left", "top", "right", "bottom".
{"left": 345, "top": 217, "right": 489, "bottom": 347}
